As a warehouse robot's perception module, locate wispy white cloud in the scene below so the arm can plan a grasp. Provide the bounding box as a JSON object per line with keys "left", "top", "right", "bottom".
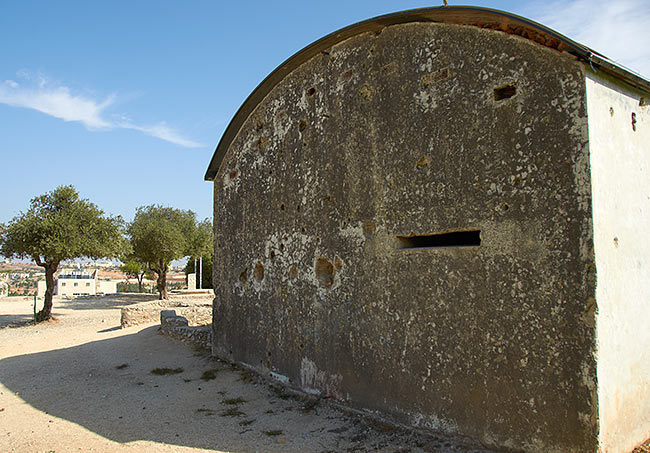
{"left": 530, "top": 0, "right": 650, "bottom": 79}
{"left": 0, "top": 73, "right": 202, "bottom": 147}
{"left": 118, "top": 121, "right": 203, "bottom": 148}
{"left": 0, "top": 79, "right": 113, "bottom": 129}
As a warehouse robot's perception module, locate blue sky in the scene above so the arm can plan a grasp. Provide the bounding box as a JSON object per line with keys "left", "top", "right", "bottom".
{"left": 1, "top": 0, "right": 649, "bottom": 225}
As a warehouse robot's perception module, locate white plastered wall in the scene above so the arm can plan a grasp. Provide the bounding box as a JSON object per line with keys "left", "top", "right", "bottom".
{"left": 586, "top": 70, "right": 650, "bottom": 452}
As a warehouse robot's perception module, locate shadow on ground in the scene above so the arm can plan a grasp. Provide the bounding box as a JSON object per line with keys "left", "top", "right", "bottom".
{"left": 0, "top": 326, "right": 235, "bottom": 451}
{"left": 0, "top": 314, "right": 35, "bottom": 328}
{"left": 0, "top": 325, "right": 488, "bottom": 452}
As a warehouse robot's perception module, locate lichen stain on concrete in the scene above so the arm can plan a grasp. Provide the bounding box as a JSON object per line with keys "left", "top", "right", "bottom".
{"left": 300, "top": 357, "right": 343, "bottom": 398}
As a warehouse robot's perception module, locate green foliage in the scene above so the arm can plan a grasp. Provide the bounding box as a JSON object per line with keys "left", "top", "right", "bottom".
{"left": 190, "top": 218, "right": 213, "bottom": 258}
{"left": 0, "top": 185, "right": 125, "bottom": 264}
{"left": 116, "top": 282, "right": 154, "bottom": 293}
{"left": 127, "top": 205, "right": 201, "bottom": 299}
{"left": 128, "top": 205, "right": 196, "bottom": 272}
{"left": 0, "top": 185, "right": 125, "bottom": 320}
{"left": 120, "top": 259, "right": 143, "bottom": 277}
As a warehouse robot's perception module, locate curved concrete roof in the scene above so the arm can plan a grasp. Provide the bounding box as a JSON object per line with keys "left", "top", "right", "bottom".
{"left": 205, "top": 5, "right": 650, "bottom": 181}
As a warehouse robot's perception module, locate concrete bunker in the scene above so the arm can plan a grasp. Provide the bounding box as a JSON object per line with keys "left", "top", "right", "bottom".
{"left": 205, "top": 6, "right": 650, "bottom": 452}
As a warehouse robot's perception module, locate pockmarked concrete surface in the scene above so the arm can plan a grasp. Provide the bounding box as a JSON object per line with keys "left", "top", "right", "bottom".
{"left": 0, "top": 296, "right": 490, "bottom": 452}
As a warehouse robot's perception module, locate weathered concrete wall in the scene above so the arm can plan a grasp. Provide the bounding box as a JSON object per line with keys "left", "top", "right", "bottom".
{"left": 212, "top": 23, "right": 596, "bottom": 452}
{"left": 586, "top": 71, "right": 650, "bottom": 452}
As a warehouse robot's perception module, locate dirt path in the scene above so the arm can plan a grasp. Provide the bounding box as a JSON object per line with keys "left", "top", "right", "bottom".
{"left": 0, "top": 296, "right": 489, "bottom": 453}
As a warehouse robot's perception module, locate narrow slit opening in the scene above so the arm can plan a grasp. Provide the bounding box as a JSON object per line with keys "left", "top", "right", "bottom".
{"left": 397, "top": 230, "right": 481, "bottom": 249}
{"left": 494, "top": 85, "right": 516, "bottom": 101}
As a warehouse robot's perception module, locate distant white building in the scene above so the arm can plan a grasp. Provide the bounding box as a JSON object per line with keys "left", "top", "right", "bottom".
{"left": 36, "top": 269, "right": 117, "bottom": 297}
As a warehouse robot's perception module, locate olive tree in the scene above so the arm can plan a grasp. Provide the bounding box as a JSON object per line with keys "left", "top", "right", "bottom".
{"left": 0, "top": 185, "right": 124, "bottom": 321}
{"left": 120, "top": 256, "right": 152, "bottom": 293}
{"left": 128, "top": 205, "right": 196, "bottom": 299}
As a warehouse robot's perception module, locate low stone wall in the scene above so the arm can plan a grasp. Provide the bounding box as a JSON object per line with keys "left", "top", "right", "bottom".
{"left": 120, "top": 290, "right": 213, "bottom": 328}
{"left": 159, "top": 310, "right": 211, "bottom": 350}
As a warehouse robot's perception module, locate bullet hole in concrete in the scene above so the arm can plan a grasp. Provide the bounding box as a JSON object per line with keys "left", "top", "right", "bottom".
{"left": 501, "top": 202, "right": 510, "bottom": 212}
{"left": 435, "top": 67, "right": 450, "bottom": 82}
{"left": 307, "top": 87, "right": 316, "bottom": 96}
{"left": 279, "top": 243, "right": 285, "bottom": 252}
{"left": 267, "top": 351, "right": 272, "bottom": 356}
{"left": 315, "top": 257, "right": 335, "bottom": 287}
{"left": 494, "top": 84, "right": 516, "bottom": 101}
{"left": 239, "top": 268, "right": 248, "bottom": 283}
{"left": 270, "top": 250, "right": 276, "bottom": 259}
{"left": 229, "top": 169, "right": 238, "bottom": 180}
{"left": 362, "top": 221, "right": 375, "bottom": 235}
{"left": 287, "top": 308, "right": 292, "bottom": 314}
{"left": 301, "top": 227, "right": 306, "bottom": 233}
{"left": 416, "top": 156, "right": 430, "bottom": 168}
{"left": 610, "top": 107, "right": 615, "bottom": 116}
{"left": 269, "top": 169, "right": 273, "bottom": 175}
{"left": 296, "top": 205, "right": 301, "bottom": 212}
{"left": 289, "top": 266, "right": 298, "bottom": 276}
{"left": 420, "top": 74, "right": 432, "bottom": 88}
{"left": 266, "top": 360, "right": 271, "bottom": 368}
{"left": 632, "top": 112, "right": 637, "bottom": 131}
{"left": 397, "top": 230, "right": 481, "bottom": 249}
{"left": 360, "top": 82, "right": 374, "bottom": 99}
{"left": 255, "top": 137, "right": 270, "bottom": 154}
{"left": 299, "top": 343, "right": 304, "bottom": 349}
{"left": 253, "top": 262, "right": 265, "bottom": 281}
{"left": 280, "top": 203, "right": 285, "bottom": 211}
{"left": 299, "top": 119, "right": 307, "bottom": 131}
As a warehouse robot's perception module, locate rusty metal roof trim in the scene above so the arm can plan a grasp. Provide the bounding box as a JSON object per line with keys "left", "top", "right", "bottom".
{"left": 205, "top": 5, "right": 650, "bottom": 181}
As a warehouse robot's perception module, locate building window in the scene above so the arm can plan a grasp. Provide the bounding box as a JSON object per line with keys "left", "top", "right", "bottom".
{"left": 86, "top": 282, "right": 91, "bottom": 287}
{"left": 61, "top": 282, "right": 66, "bottom": 286}
{"left": 74, "top": 282, "right": 78, "bottom": 287}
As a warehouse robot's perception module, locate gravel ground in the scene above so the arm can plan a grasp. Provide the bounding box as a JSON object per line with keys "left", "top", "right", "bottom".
{"left": 0, "top": 295, "right": 491, "bottom": 453}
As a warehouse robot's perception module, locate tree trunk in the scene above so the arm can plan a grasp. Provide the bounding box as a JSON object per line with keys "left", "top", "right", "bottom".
{"left": 37, "top": 264, "right": 56, "bottom": 322}
{"left": 156, "top": 270, "right": 167, "bottom": 300}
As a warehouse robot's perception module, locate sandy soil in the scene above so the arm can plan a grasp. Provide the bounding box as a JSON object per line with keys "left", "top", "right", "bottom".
{"left": 0, "top": 296, "right": 490, "bottom": 453}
